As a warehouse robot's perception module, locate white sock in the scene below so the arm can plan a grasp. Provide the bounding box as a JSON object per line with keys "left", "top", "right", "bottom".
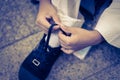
{"left": 45, "top": 32, "right": 60, "bottom": 48}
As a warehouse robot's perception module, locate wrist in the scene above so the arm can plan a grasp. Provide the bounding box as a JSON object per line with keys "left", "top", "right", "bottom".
{"left": 89, "top": 30, "right": 104, "bottom": 45}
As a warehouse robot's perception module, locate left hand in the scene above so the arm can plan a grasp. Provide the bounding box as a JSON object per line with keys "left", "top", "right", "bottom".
{"left": 36, "top": 0, "right": 61, "bottom": 34}
{"left": 58, "top": 26, "right": 104, "bottom": 54}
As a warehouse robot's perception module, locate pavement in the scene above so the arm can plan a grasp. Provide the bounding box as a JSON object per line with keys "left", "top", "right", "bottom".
{"left": 0, "top": 0, "right": 120, "bottom": 80}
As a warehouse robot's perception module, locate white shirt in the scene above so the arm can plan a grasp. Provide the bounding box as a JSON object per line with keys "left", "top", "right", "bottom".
{"left": 95, "top": 0, "right": 120, "bottom": 48}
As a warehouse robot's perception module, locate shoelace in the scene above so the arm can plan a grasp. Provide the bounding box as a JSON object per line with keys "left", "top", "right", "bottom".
{"left": 41, "top": 24, "right": 58, "bottom": 61}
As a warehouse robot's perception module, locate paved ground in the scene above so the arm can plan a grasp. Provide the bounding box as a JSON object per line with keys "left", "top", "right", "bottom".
{"left": 0, "top": 0, "right": 120, "bottom": 80}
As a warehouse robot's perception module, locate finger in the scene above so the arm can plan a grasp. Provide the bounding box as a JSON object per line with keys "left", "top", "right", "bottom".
{"left": 61, "top": 48, "right": 74, "bottom": 54}
{"left": 36, "top": 16, "right": 51, "bottom": 29}
{"left": 59, "top": 36, "right": 72, "bottom": 49}
{"left": 46, "top": 18, "right": 60, "bottom": 31}
{"left": 60, "top": 42, "right": 72, "bottom": 49}
{"left": 53, "top": 25, "right": 60, "bottom": 30}
{"left": 58, "top": 31, "right": 70, "bottom": 44}
{"left": 39, "top": 27, "right": 48, "bottom": 34}
{"left": 36, "top": 22, "right": 48, "bottom": 33}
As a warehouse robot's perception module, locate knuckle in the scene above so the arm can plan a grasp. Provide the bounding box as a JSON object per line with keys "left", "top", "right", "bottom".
{"left": 66, "top": 40, "right": 71, "bottom": 46}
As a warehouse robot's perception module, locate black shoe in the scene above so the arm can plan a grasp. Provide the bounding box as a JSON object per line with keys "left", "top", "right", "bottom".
{"left": 31, "top": 0, "right": 39, "bottom": 5}
{"left": 19, "top": 24, "right": 62, "bottom": 80}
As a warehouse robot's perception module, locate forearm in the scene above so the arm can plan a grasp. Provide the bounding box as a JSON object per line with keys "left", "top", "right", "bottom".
{"left": 90, "top": 30, "right": 104, "bottom": 46}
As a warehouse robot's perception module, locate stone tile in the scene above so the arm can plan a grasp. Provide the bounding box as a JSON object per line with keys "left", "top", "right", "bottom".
{"left": 0, "top": 32, "right": 43, "bottom": 80}
{"left": 86, "top": 62, "right": 120, "bottom": 80}
{"left": 0, "top": 0, "right": 40, "bottom": 49}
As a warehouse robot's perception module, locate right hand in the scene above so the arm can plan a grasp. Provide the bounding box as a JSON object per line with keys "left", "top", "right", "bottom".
{"left": 58, "top": 26, "right": 104, "bottom": 54}
{"left": 36, "top": 0, "right": 61, "bottom": 34}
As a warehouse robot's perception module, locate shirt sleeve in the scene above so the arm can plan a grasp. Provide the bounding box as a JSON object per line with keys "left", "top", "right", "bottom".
{"left": 95, "top": 0, "right": 120, "bottom": 48}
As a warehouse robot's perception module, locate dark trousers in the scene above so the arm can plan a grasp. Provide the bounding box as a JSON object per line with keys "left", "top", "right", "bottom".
{"left": 80, "top": 0, "right": 112, "bottom": 30}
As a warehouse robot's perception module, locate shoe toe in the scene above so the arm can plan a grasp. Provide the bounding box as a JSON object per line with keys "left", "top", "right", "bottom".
{"left": 19, "top": 66, "right": 40, "bottom": 80}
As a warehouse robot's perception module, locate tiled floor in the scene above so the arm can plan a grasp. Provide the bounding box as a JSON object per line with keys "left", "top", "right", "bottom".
{"left": 0, "top": 0, "right": 120, "bottom": 80}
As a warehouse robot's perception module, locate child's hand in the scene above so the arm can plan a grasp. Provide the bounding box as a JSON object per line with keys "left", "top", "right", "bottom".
{"left": 36, "top": 0, "right": 61, "bottom": 33}
{"left": 58, "top": 26, "right": 104, "bottom": 54}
